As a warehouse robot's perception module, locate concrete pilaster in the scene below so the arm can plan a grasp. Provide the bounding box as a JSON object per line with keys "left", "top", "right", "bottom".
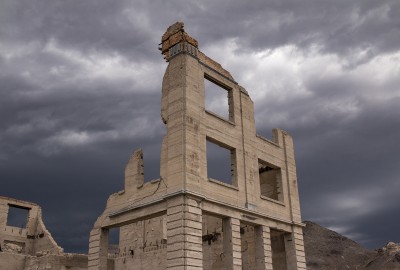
{"left": 166, "top": 195, "right": 203, "bottom": 269}
{"left": 285, "top": 226, "right": 307, "bottom": 270}
{"left": 223, "top": 217, "right": 242, "bottom": 270}
{"left": 0, "top": 203, "right": 8, "bottom": 229}
{"left": 88, "top": 228, "right": 108, "bottom": 270}
{"left": 255, "top": 225, "right": 273, "bottom": 270}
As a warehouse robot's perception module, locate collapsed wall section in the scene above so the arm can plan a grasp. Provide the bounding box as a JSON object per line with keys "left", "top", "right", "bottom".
{"left": 0, "top": 196, "right": 88, "bottom": 270}
{"left": 0, "top": 196, "right": 63, "bottom": 256}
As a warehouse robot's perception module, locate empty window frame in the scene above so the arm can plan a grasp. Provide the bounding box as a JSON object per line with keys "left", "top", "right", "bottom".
{"left": 270, "top": 229, "right": 289, "bottom": 269}
{"left": 108, "top": 227, "right": 120, "bottom": 255}
{"left": 202, "top": 214, "right": 224, "bottom": 269}
{"left": 206, "top": 138, "right": 236, "bottom": 186}
{"left": 6, "top": 204, "right": 30, "bottom": 228}
{"left": 240, "top": 223, "right": 256, "bottom": 269}
{"left": 204, "top": 75, "right": 233, "bottom": 121}
{"left": 142, "top": 144, "right": 161, "bottom": 183}
{"left": 258, "top": 160, "right": 283, "bottom": 202}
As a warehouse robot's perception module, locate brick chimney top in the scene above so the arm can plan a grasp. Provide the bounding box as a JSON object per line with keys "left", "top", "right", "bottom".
{"left": 159, "top": 22, "right": 198, "bottom": 61}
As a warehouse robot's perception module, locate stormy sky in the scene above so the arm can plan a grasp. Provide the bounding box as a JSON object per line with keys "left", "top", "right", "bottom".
{"left": 1, "top": 0, "right": 399, "bottom": 253}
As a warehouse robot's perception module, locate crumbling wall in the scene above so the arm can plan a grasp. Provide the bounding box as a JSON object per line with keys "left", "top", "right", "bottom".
{"left": 0, "top": 196, "right": 63, "bottom": 257}
{"left": 88, "top": 21, "right": 306, "bottom": 270}
{"left": 202, "top": 214, "right": 259, "bottom": 270}
{"left": 107, "top": 215, "right": 167, "bottom": 270}
{"left": 0, "top": 252, "right": 26, "bottom": 269}
{"left": 31, "top": 212, "right": 64, "bottom": 255}
{"left": 202, "top": 214, "right": 224, "bottom": 270}
{"left": 24, "top": 253, "right": 88, "bottom": 270}
{"left": 0, "top": 197, "right": 37, "bottom": 255}
{"left": 0, "top": 197, "right": 88, "bottom": 270}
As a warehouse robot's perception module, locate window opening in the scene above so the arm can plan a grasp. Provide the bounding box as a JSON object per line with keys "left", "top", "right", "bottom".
{"left": 7, "top": 205, "right": 30, "bottom": 228}
{"left": 240, "top": 222, "right": 256, "bottom": 269}
{"left": 206, "top": 138, "right": 236, "bottom": 186}
{"left": 108, "top": 227, "right": 120, "bottom": 256}
{"left": 258, "top": 160, "right": 283, "bottom": 201}
{"left": 202, "top": 214, "right": 224, "bottom": 269}
{"left": 270, "top": 229, "right": 288, "bottom": 270}
{"left": 204, "top": 76, "right": 233, "bottom": 121}
{"left": 143, "top": 142, "right": 161, "bottom": 183}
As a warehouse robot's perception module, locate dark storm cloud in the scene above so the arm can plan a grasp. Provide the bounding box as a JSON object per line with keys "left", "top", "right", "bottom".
{"left": 0, "top": 0, "right": 159, "bottom": 63}
{"left": 1, "top": 0, "right": 399, "bottom": 252}
{"left": 253, "top": 69, "right": 400, "bottom": 248}
{"left": 151, "top": 0, "right": 400, "bottom": 64}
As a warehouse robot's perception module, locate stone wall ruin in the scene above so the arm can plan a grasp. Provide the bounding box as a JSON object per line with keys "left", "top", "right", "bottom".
{"left": 0, "top": 196, "right": 88, "bottom": 270}
{"left": 88, "top": 22, "right": 306, "bottom": 270}
{"left": 0, "top": 22, "right": 306, "bottom": 270}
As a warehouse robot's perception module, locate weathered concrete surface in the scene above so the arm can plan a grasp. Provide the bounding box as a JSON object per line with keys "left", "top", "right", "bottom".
{"left": 1, "top": 22, "right": 307, "bottom": 270}
{"left": 0, "top": 196, "right": 88, "bottom": 270}
{"left": 89, "top": 22, "right": 306, "bottom": 270}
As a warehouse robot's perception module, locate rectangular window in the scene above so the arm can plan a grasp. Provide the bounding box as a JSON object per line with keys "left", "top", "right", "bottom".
{"left": 270, "top": 229, "right": 289, "bottom": 269}
{"left": 206, "top": 138, "right": 236, "bottom": 186}
{"left": 108, "top": 227, "right": 120, "bottom": 255}
{"left": 143, "top": 144, "right": 161, "bottom": 183}
{"left": 204, "top": 75, "right": 233, "bottom": 122}
{"left": 258, "top": 160, "right": 283, "bottom": 202}
{"left": 240, "top": 223, "right": 256, "bottom": 269}
{"left": 202, "top": 214, "right": 224, "bottom": 269}
{"left": 7, "top": 204, "right": 30, "bottom": 228}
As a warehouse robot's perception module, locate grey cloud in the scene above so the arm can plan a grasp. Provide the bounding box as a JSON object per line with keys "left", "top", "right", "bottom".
{"left": 1, "top": 0, "right": 159, "bottom": 63}
{"left": 1, "top": 0, "right": 399, "bottom": 252}
{"left": 251, "top": 60, "right": 400, "bottom": 248}
{"left": 181, "top": 0, "right": 400, "bottom": 63}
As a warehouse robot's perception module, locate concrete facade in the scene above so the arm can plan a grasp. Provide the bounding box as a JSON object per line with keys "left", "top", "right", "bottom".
{"left": 88, "top": 22, "right": 306, "bottom": 270}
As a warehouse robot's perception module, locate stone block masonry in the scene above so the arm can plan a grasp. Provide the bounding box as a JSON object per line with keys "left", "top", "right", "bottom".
{"left": 0, "top": 22, "right": 306, "bottom": 270}
{"left": 0, "top": 196, "right": 88, "bottom": 270}
{"left": 87, "top": 21, "right": 306, "bottom": 270}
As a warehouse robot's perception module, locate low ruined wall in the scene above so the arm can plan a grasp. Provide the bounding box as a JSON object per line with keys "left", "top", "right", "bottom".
{"left": 0, "top": 252, "right": 26, "bottom": 270}
{"left": 110, "top": 215, "right": 167, "bottom": 270}
{"left": 32, "top": 214, "right": 63, "bottom": 255}
{"left": 25, "top": 254, "right": 88, "bottom": 270}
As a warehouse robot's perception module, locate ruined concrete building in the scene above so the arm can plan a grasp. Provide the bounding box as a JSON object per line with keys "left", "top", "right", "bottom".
{"left": 0, "top": 196, "right": 87, "bottom": 269}
{"left": 0, "top": 22, "right": 305, "bottom": 270}
{"left": 88, "top": 22, "right": 306, "bottom": 269}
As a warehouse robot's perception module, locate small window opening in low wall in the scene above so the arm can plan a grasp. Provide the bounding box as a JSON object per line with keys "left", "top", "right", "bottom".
{"left": 206, "top": 138, "right": 236, "bottom": 186}
{"left": 258, "top": 160, "right": 283, "bottom": 202}
{"left": 108, "top": 227, "right": 120, "bottom": 256}
{"left": 7, "top": 204, "right": 30, "bottom": 228}
{"left": 143, "top": 143, "right": 161, "bottom": 183}
{"left": 270, "top": 229, "right": 289, "bottom": 270}
{"left": 204, "top": 75, "right": 233, "bottom": 121}
{"left": 3, "top": 240, "right": 25, "bottom": 253}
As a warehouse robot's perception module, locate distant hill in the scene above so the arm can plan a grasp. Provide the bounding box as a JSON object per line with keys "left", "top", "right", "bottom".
{"left": 303, "top": 221, "right": 400, "bottom": 270}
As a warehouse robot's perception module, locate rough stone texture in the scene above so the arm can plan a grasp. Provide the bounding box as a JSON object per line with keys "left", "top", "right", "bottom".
{"left": 2, "top": 196, "right": 399, "bottom": 270}
{"left": 0, "top": 196, "right": 64, "bottom": 257}
{"left": 88, "top": 22, "right": 306, "bottom": 269}
{"left": 1, "top": 22, "right": 310, "bottom": 270}
{"left": 365, "top": 242, "right": 400, "bottom": 269}
{"left": 0, "top": 196, "right": 88, "bottom": 270}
